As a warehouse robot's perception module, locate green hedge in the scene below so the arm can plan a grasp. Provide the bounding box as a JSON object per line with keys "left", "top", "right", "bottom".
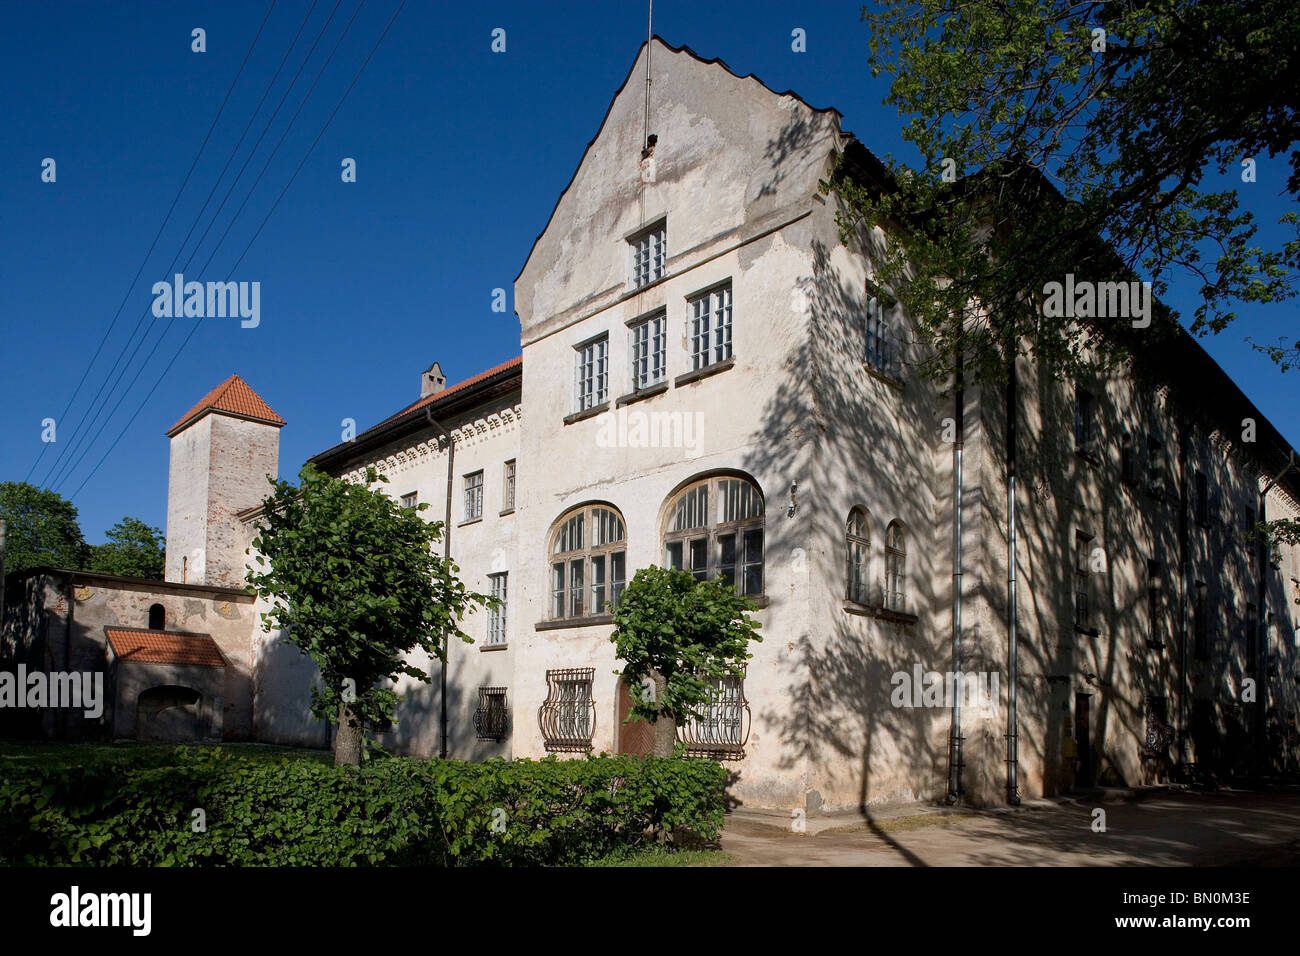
{"left": 0, "top": 749, "right": 727, "bottom": 866}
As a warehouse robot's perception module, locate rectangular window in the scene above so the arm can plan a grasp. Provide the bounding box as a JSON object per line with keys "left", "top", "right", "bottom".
{"left": 503, "top": 460, "right": 516, "bottom": 512}
{"left": 1195, "top": 471, "right": 1208, "bottom": 525}
{"left": 1121, "top": 433, "right": 1139, "bottom": 485}
{"left": 1146, "top": 434, "right": 1164, "bottom": 497}
{"left": 474, "top": 687, "right": 508, "bottom": 740}
{"left": 1074, "top": 532, "right": 1093, "bottom": 629}
{"left": 1074, "top": 388, "right": 1096, "bottom": 458}
{"left": 689, "top": 283, "right": 733, "bottom": 371}
{"left": 1146, "top": 560, "right": 1163, "bottom": 645}
{"left": 540, "top": 668, "right": 595, "bottom": 751}
{"left": 575, "top": 336, "right": 609, "bottom": 412}
{"left": 487, "top": 572, "right": 507, "bottom": 646}
{"left": 1194, "top": 581, "right": 1209, "bottom": 658}
{"left": 1246, "top": 602, "right": 1259, "bottom": 673}
{"left": 630, "top": 311, "right": 667, "bottom": 391}
{"left": 464, "top": 471, "right": 483, "bottom": 521}
{"left": 630, "top": 223, "right": 666, "bottom": 288}
{"left": 400, "top": 492, "right": 418, "bottom": 509}
{"left": 864, "top": 295, "right": 893, "bottom": 373}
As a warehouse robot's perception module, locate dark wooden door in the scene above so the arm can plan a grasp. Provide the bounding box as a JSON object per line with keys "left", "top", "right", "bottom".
{"left": 616, "top": 680, "right": 653, "bottom": 756}
{"left": 1075, "top": 693, "right": 1093, "bottom": 786}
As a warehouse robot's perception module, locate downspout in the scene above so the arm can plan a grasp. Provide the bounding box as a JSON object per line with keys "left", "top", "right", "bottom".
{"left": 426, "top": 409, "right": 455, "bottom": 760}
{"left": 1005, "top": 355, "right": 1021, "bottom": 805}
{"left": 946, "top": 346, "right": 964, "bottom": 803}
{"left": 1258, "top": 451, "right": 1296, "bottom": 775}
{"left": 1177, "top": 423, "right": 1190, "bottom": 765}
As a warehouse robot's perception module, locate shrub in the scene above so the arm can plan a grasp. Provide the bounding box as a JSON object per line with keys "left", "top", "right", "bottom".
{"left": 0, "top": 748, "right": 726, "bottom": 866}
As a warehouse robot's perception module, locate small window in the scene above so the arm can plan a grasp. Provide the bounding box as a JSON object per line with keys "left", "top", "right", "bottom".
{"left": 487, "top": 572, "right": 508, "bottom": 646}
{"left": 503, "top": 460, "right": 516, "bottom": 512}
{"left": 884, "top": 521, "right": 907, "bottom": 612}
{"left": 1193, "top": 581, "right": 1209, "bottom": 658}
{"left": 845, "top": 508, "right": 871, "bottom": 604}
{"left": 540, "top": 668, "right": 595, "bottom": 751}
{"left": 1195, "top": 471, "right": 1209, "bottom": 525}
{"left": 1245, "top": 602, "right": 1259, "bottom": 673}
{"left": 688, "top": 283, "right": 733, "bottom": 371}
{"left": 400, "top": 492, "right": 418, "bottom": 509}
{"left": 474, "top": 687, "right": 508, "bottom": 740}
{"left": 630, "top": 222, "right": 667, "bottom": 288}
{"left": 148, "top": 604, "right": 165, "bottom": 630}
{"left": 630, "top": 310, "right": 667, "bottom": 391}
{"left": 464, "top": 471, "right": 484, "bottom": 521}
{"left": 864, "top": 294, "right": 894, "bottom": 373}
{"left": 1146, "top": 434, "right": 1164, "bottom": 497}
{"left": 1074, "top": 388, "right": 1096, "bottom": 458}
{"left": 574, "top": 336, "right": 609, "bottom": 412}
{"left": 1146, "top": 560, "right": 1163, "bottom": 645}
{"left": 1120, "top": 432, "right": 1139, "bottom": 485}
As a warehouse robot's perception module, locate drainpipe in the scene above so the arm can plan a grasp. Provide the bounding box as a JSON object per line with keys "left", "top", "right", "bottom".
{"left": 426, "top": 409, "right": 455, "bottom": 760}
{"left": 1258, "top": 451, "right": 1296, "bottom": 775}
{"left": 1005, "top": 355, "right": 1021, "bottom": 805}
{"left": 1177, "top": 423, "right": 1190, "bottom": 766}
{"left": 946, "top": 347, "right": 965, "bottom": 804}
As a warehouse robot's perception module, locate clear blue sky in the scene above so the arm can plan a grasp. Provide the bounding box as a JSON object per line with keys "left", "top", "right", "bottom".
{"left": 2, "top": 1, "right": 1295, "bottom": 544}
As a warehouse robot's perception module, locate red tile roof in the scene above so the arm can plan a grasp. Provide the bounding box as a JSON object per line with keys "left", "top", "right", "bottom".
{"left": 105, "top": 627, "right": 226, "bottom": 668}
{"left": 167, "top": 374, "right": 286, "bottom": 436}
{"left": 370, "top": 356, "right": 522, "bottom": 431}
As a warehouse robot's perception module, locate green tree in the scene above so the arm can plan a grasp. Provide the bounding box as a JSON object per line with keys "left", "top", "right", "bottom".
{"left": 86, "top": 517, "right": 165, "bottom": 579}
{"left": 245, "top": 465, "right": 491, "bottom": 766}
{"left": 834, "top": 0, "right": 1299, "bottom": 535}
{"left": 610, "top": 566, "right": 762, "bottom": 757}
{"left": 0, "top": 482, "right": 87, "bottom": 574}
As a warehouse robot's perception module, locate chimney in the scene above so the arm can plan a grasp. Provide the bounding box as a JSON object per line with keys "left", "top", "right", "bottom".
{"left": 421, "top": 361, "right": 447, "bottom": 398}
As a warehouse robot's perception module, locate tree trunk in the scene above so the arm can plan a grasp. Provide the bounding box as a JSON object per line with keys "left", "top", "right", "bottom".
{"left": 651, "top": 672, "right": 676, "bottom": 757}
{"left": 334, "top": 701, "right": 363, "bottom": 766}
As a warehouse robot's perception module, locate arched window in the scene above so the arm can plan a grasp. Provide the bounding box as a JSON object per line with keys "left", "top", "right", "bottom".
{"left": 885, "top": 522, "right": 907, "bottom": 611}
{"left": 663, "top": 475, "right": 764, "bottom": 597}
{"left": 549, "top": 504, "right": 626, "bottom": 620}
{"left": 845, "top": 509, "right": 870, "bottom": 604}
{"left": 148, "top": 603, "right": 165, "bottom": 630}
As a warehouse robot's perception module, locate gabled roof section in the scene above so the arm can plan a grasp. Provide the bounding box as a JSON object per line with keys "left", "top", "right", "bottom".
{"left": 513, "top": 35, "right": 843, "bottom": 285}
{"left": 167, "top": 374, "right": 285, "bottom": 436}
{"left": 104, "top": 627, "right": 226, "bottom": 668}
{"left": 309, "top": 356, "right": 522, "bottom": 473}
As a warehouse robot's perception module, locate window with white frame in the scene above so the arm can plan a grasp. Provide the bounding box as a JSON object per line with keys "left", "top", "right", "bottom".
{"left": 540, "top": 668, "right": 596, "bottom": 751}
{"left": 400, "top": 492, "right": 418, "bottom": 509}
{"left": 503, "top": 459, "right": 516, "bottom": 512}
{"left": 630, "top": 310, "right": 667, "bottom": 391}
{"left": 663, "top": 475, "right": 764, "bottom": 597}
{"left": 487, "top": 572, "right": 507, "bottom": 646}
{"left": 884, "top": 521, "right": 907, "bottom": 611}
{"left": 630, "top": 222, "right": 666, "bottom": 288}
{"left": 574, "top": 336, "right": 608, "bottom": 412}
{"left": 689, "top": 283, "right": 733, "bottom": 371}
{"left": 549, "top": 504, "right": 627, "bottom": 619}
{"left": 464, "top": 471, "right": 483, "bottom": 521}
{"left": 846, "top": 508, "right": 871, "bottom": 604}
{"left": 864, "top": 294, "right": 894, "bottom": 373}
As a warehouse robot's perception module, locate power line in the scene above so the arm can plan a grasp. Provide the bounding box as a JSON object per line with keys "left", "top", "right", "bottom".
{"left": 69, "top": 0, "right": 409, "bottom": 502}
{"left": 23, "top": 0, "right": 279, "bottom": 487}
{"left": 45, "top": 0, "right": 340, "bottom": 492}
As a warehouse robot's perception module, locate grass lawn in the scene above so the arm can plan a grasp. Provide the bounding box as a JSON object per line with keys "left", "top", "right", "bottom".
{"left": 593, "top": 847, "right": 735, "bottom": 867}
{"left": 0, "top": 739, "right": 331, "bottom": 773}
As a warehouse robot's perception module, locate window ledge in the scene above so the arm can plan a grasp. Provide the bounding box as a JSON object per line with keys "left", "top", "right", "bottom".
{"left": 620, "top": 271, "right": 673, "bottom": 301}
{"left": 458, "top": 516, "right": 483, "bottom": 528}
{"left": 1074, "top": 624, "right": 1100, "bottom": 637}
{"left": 499, "top": 507, "right": 515, "bottom": 517}
{"left": 841, "top": 600, "right": 915, "bottom": 624}
{"left": 615, "top": 381, "right": 670, "bottom": 408}
{"left": 674, "top": 358, "right": 735, "bottom": 388}
{"left": 863, "top": 363, "right": 903, "bottom": 391}
{"left": 745, "top": 595, "right": 770, "bottom": 609}
{"left": 480, "top": 642, "right": 508, "bottom": 652}
{"left": 564, "top": 402, "right": 610, "bottom": 426}
{"left": 536, "top": 614, "right": 614, "bottom": 632}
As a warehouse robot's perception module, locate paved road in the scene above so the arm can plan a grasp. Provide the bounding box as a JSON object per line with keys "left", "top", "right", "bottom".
{"left": 719, "top": 789, "right": 1300, "bottom": 866}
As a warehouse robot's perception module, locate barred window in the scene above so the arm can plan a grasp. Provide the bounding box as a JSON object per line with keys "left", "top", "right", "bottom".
{"left": 678, "top": 672, "right": 750, "bottom": 759}
{"left": 846, "top": 508, "right": 871, "bottom": 604}
{"left": 540, "top": 668, "right": 595, "bottom": 751}
{"left": 630, "top": 310, "right": 667, "bottom": 391}
{"left": 487, "top": 572, "right": 507, "bottom": 646}
{"left": 864, "top": 295, "right": 894, "bottom": 373}
{"left": 464, "top": 471, "right": 483, "bottom": 521}
{"left": 474, "top": 687, "right": 508, "bottom": 740}
{"left": 1146, "top": 434, "right": 1164, "bottom": 497}
{"left": 549, "top": 504, "right": 626, "bottom": 619}
{"left": 630, "top": 222, "right": 666, "bottom": 288}
{"left": 1074, "top": 388, "right": 1096, "bottom": 457}
{"left": 575, "top": 336, "right": 609, "bottom": 412}
{"left": 1075, "top": 531, "right": 1093, "bottom": 629}
{"left": 664, "top": 474, "right": 763, "bottom": 597}
{"left": 884, "top": 521, "right": 906, "bottom": 611}
{"left": 689, "top": 283, "right": 733, "bottom": 371}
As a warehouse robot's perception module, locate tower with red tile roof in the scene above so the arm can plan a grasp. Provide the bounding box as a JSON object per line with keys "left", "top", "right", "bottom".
{"left": 164, "top": 374, "right": 284, "bottom": 588}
